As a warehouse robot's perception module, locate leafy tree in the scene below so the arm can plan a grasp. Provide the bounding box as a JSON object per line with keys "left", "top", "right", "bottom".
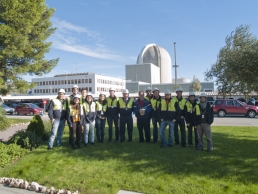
{"left": 205, "top": 25, "right": 258, "bottom": 96}
{"left": 0, "top": 0, "right": 59, "bottom": 94}
{"left": 189, "top": 76, "right": 202, "bottom": 92}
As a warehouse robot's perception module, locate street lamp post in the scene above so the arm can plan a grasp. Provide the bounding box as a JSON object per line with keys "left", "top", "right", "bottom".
{"left": 173, "top": 42, "right": 179, "bottom": 89}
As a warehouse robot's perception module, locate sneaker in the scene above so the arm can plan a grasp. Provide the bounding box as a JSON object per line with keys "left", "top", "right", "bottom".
{"left": 47, "top": 146, "right": 52, "bottom": 151}
{"left": 91, "top": 142, "right": 94, "bottom": 145}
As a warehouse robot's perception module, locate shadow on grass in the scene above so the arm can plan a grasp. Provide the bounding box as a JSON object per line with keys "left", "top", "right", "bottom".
{"left": 20, "top": 126, "right": 258, "bottom": 186}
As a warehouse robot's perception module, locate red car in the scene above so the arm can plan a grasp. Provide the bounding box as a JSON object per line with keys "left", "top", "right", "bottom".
{"left": 15, "top": 103, "right": 43, "bottom": 116}
{"left": 213, "top": 99, "right": 258, "bottom": 118}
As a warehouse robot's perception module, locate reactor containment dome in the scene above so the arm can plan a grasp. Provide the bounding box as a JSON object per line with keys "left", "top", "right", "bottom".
{"left": 137, "top": 43, "right": 172, "bottom": 83}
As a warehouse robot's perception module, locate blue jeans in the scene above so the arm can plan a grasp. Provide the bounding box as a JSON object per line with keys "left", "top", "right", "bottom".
{"left": 84, "top": 120, "right": 95, "bottom": 144}
{"left": 160, "top": 120, "right": 175, "bottom": 146}
{"left": 48, "top": 119, "right": 65, "bottom": 147}
{"left": 96, "top": 117, "right": 106, "bottom": 142}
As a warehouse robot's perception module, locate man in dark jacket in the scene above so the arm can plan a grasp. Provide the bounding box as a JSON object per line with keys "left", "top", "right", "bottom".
{"left": 133, "top": 91, "right": 152, "bottom": 142}
{"left": 184, "top": 92, "right": 199, "bottom": 147}
{"left": 159, "top": 89, "right": 181, "bottom": 148}
{"left": 48, "top": 89, "right": 67, "bottom": 150}
{"left": 194, "top": 93, "right": 214, "bottom": 151}
{"left": 119, "top": 89, "right": 134, "bottom": 142}
{"left": 150, "top": 88, "right": 161, "bottom": 143}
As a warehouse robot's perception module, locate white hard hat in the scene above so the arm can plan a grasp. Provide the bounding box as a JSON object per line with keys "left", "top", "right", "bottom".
{"left": 86, "top": 93, "right": 93, "bottom": 97}
{"left": 109, "top": 87, "right": 115, "bottom": 91}
{"left": 189, "top": 91, "right": 195, "bottom": 96}
{"left": 200, "top": 93, "right": 207, "bottom": 97}
{"left": 145, "top": 86, "right": 152, "bottom": 91}
{"left": 73, "top": 94, "right": 80, "bottom": 99}
{"left": 99, "top": 92, "right": 106, "bottom": 96}
{"left": 176, "top": 88, "right": 183, "bottom": 92}
{"left": 72, "top": 85, "right": 79, "bottom": 89}
{"left": 122, "top": 89, "right": 129, "bottom": 94}
{"left": 164, "top": 89, "right": 171, "bottom": 95}
{"left": 153, "top": 87, "right": 159, "bottom": 92}
{"left": 58, "top": 89, "right": 65, "bottom": 94}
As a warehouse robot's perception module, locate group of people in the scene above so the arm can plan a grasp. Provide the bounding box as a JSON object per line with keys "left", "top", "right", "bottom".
{"left": 47, "top": 85, "right": 214, "bottom": 152}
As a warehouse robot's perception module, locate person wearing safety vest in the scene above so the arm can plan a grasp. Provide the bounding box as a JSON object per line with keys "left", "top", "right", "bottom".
{"left": 184, "top": 91, "right": 199, "bottom": 147}
{"left": 83, "top": 93, "right": 97, "bottom": 146}
{"left": 150, "top": 87, "right": 162, "bottom": 143}
{"left": 47, "top": 89, "right": 67, "bottom": 150}
{"left": 133, "top": 91, "right": 152, "bottom": 143}
{"left": 119, "top": 89, "right": 134, "bottom": 142}
{"left": 95, "top": 93, "right": 107, "bottom": 143}
{"left": 106, "top": 87, "right": 119, "bottom": 142}
{"left": 144, "top": 86, "right": 153, "bottom": 101}
{"left": 67, "top": 94, "right": 84, "bottom": 149}
{"left": 159, "top": 89, "right": 181, "bottom": 148}
{"left": 173, "top": 88, "right": 187, "bottom": 147}
{"left": 194, "top": 93, "right": 214, "bottom": 151}
{"left": 80, "top": 88, "right": 87, "bottom": 143}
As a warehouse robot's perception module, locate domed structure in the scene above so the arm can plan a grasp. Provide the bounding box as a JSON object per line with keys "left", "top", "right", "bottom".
{"left": 137, "top": 44, "right": 172, "bottom": 83}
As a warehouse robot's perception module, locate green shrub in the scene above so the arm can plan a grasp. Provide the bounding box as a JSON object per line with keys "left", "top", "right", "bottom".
{"left": 26, "top": 114, "right": 45, "bottom": 137}
{"left": 8, "top": 130, "right": 42, "bottom": 149}
{"left": 41, "top": 121, "right": 52, "bottom": 141}
{"left": 0, "top": 142, "right": 28, "bottom": 168}
{"left": 0, "top": 106, "right": 10, "bottom": 131}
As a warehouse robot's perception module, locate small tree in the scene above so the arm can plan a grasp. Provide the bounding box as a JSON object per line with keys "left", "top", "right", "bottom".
{"left": 27, "top": 114, "right": 45, "bottom": 137}
{"left": 189, "top": 76, "right": 202, "bottom": 92}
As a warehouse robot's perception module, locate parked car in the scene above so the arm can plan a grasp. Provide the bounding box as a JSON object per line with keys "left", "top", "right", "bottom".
{"left": 213, "top": 99, "right": 258, "bottom": 118}
{"left": 1, "top": 104, "right": 15, "bottom": 115}
{"left": 14, "top": 103, "right": 43, "bottom": 116}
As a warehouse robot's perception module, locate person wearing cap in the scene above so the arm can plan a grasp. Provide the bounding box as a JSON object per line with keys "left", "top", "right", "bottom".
{"left": 95, "top": 93, "right": 107, "bottom": 143}
{"left": 144, "top": 86, "right": 153, "bottom": 101}
{"left": 47, "top": 89, "right": 67, "bottom": 150}
{"left": 67, "top": 84, "right": 79, "bottom": 108}
{"left": 173, "top": 88, "right": 187, "bottom": 147}
{"left": 184, "top": 92, "right": 199, "bottom": 147}
{"left": 80, "top": 88, "right": 87, "bottom": 143}
{"left": 150, "top": 87, "right": 162, "bottom": 143}
{"left": 194, "top": 93, "right": 214, "bottom": 151}
{"left": 83, "top": 93, "right": 97, "bottom": 146}
{"left": 159, "top": 89, "right": 181, "bottom": 148}
{"left": 67, "top": 94, "right": 84, "bottom": 149}
{"left": 106, "top": 87, "right": 119, "bottom": 142}
{"left": 118, "top": 89, "right": 134, "bottom": 142}
{"left": 133, "top": 91, "right": 152, "bottom": 143}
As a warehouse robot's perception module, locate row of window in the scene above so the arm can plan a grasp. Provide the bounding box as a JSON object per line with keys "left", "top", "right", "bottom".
{"left": 97, "top": 79, "right": 124, "bottom": 86}
{"left": 36, "top": 79, "right": 93, "bottom": 86}
{"left": 96, "top": 87, "right": 123, "bottom": 92}
{"left": 34, "top": 87, "right": 92, "bottom": 94}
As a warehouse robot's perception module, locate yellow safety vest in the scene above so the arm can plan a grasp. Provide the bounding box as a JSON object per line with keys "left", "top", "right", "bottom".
{"left": 174, "top": 97, "right": 187, "bottom": 110}
{"left": 160, "top": 98, "right": 177, "bottom": 111}
{"left": 69, "top": 104, "right": 83, "bottom": 116}
{"left": 52, "top": 98, "right": 66, "bottom": 111}
{"left": 185, "top": 101, "right": 199, "bottom": 113}
{"left": 118, "top": 98, "right": 134, "bottom": 109}
{"left": 106, "top": 96, "right": 119, "bottom": 108}
{"left": 150, "top": 97, "right": 161, "bottom": 109}
{"left": 95, "top": 101, "right": 107, "bottom": 112}
{"left": 82, "top": 101, "right": 96, "bottom": 115}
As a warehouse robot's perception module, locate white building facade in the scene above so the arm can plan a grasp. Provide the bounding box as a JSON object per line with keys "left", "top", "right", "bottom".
{"left": 31, "top": 72, "right": 125, "bottom": 95}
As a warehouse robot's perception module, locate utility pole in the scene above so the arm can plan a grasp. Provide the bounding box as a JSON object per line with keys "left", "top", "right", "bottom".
{"left": 173, "top": 42, "right": 179, "bottom": 89}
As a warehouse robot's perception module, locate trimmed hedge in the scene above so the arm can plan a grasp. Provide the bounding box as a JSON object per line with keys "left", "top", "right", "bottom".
{"left": 26, "top": 114, "right": 44, "bottom": 137}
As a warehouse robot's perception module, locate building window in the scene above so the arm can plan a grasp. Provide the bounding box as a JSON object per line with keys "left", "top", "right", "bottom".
{"left": 34, "top": 90, "right": 37, "bottom": 93}
{"left": 40, "top": 82, "right": 42, "bottom": 86}
{"left": 40, "top": 89, "right": 42, "bottom": 93}
{"left": 89, "top": 87, "right": 92, "bottom": 92}
{"left": 55, "top": 81, "right": 57, "bottom": 85}
{"left": 46, "top": 89, "right": 48, "bottom": 93}
{"left": 68, "top": 80, "right": 70, "bottom": 84}
{"left": 89, "top": 78, "right": 92, "bottom": 83}
{"left": 78, "top": 79, "right": 81, "bottom": 84}
{"left": 43, "top": 81, "right": 45, "bottom": 86}
{"left": 71, "top": 80, "right": 74, "bottom": 84}
{"left": 46, "top": 81, "right": 48, "bottom": 85}
{"left": 75, "top": 80, "right": 77, "bottom": 84}
{"left": 85, "top": 79, "right": 88, "bottom": 83}
{"left": 55, "top": 88, "right": 57, "bottom": 93}
{"left": 43, "top": 89, "right": 45, "bottom": 93}
{"left": 58, "top": 80, "right": 60, "bottom": 85}
{"left": 52, "top": 81, "right": 54, "bottom": 85}
{"left": 82, "top": 79, "right": 84, "bottom": 83}
{"left": 85, "top": 87, "right": 88, "bottom": 91}
{"left": 49, "top": 81, "right": 51, "bottom": 85}
{"left": 68, "top": 88, "right": 71, "bottom": 92}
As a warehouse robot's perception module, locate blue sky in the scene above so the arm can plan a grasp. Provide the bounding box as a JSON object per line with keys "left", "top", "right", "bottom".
{"left": 25, "top": 0, "right": 258, "bottom": 83}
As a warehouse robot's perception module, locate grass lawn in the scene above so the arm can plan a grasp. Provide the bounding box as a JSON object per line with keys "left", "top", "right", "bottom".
{"left": 0, "top": 126, "right": 258, "bottom": 194}
{"left": 8, "top": 118, "right": 31, "bottom": 125}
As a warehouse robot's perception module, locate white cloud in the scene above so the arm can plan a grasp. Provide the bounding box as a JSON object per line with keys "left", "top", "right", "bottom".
{"left": 50, "top": 18, "right": 120, "bottom": 60}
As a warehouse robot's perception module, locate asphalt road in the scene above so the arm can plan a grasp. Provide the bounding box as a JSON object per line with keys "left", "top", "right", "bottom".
{"left": 5, "top": 114, "right": 258, "bottom": 126}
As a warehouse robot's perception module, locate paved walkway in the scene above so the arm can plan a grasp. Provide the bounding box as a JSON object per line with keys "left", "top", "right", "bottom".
{"left": 0, "top": 184, "right": 37, "bottom": 194}
{"left": 0, "top": 124, "right": 28, "bottom": 142}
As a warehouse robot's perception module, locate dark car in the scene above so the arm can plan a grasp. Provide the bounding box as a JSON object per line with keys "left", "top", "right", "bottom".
{"left": 213, "top": 99, "right": 258, "bottom": 118}
{"left": 1, "top": 104, "right": 15, "bottom": 114}
{"left": 14, "top": 103, "right": 43, "bottom": 116}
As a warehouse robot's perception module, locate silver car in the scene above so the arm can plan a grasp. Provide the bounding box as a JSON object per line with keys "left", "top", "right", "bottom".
{"left": 1, "top": 104, "right": 15, "bottom": 115}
